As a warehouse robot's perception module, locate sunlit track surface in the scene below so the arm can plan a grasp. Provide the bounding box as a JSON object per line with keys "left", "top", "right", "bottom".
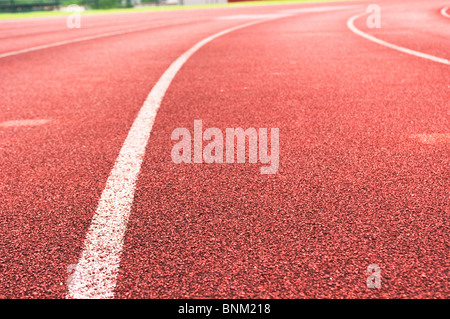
{"left": 0, "top": 0, "right": 448, "bottom": 299}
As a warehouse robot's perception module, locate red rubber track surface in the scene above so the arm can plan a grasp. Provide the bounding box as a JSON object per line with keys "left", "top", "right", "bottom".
{"left": 0, "top": 0, "right": 448, "bottom": 298}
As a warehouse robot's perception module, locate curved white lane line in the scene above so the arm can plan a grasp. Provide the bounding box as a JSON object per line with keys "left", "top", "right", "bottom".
{"left": 347, "top": 13, "right": 450, "bottom": 65}
{"left": 65, "top": 18, "right": 283, "bottom": 299}
{"left": 65, "top": 3, "right": 364, "bottom": 299}
{"left": 441, "top": 5, "right": 450, "bottom": 18}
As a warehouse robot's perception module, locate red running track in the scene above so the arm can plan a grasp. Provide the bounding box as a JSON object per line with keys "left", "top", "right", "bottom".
{"left": 0, "top": 0, "right": 448, "bottom": 298}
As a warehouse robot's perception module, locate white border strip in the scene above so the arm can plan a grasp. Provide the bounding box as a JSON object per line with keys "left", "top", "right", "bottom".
{"left": 441, "top": 5, "right": 450, "bottom": 18}
{"left": 66, "top": 18, "right": 275, "bottom": 299}
{"left": 347, "top": 13, "right": 450, "bottom": 65}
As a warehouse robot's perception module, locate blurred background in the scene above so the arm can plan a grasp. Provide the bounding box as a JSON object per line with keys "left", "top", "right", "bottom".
{"left": 0, "top": 0, "right": 247, "bottom": 13}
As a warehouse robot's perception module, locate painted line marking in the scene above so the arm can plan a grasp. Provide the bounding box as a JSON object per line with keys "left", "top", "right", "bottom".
{"left": 0, "top": 119, "right": 50, "bottom": 127}
{"left": 216, "top": 13, "right": 293, "bottom": 20}
{"left": 0, "top": 25, "right": 166, "bottom": 59}
{"left": 280, "top": 5, "right": 358, "bottom": 14}
{"left": 347, "top": 13, "right": 450, "bottom": 65}
{"left": 1, "top": 5, "right": 359, "bottom": 59}
{"left": 441, "top": 6, "right": 450, "bottom": 18}
{"left": 66, "top": 18, "right": 282, "bottom": 299}
{"left": 410, "top": 133, "right": 450, "bottom": 144}
{"left": 66, "top": 2, "right": 367, "bottom": 299}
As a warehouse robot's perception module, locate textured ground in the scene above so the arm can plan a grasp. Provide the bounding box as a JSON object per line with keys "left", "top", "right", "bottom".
{"left": 0, "top": 0, "right": 448, "bottom": 298}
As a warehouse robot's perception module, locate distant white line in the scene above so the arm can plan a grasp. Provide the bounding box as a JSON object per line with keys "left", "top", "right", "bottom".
{"left": 280, "top": 5, "right": 358, "bottom": 14}
{"left": 0, "top": 119, "right": 50, "bottom": 127}
{"left": 347, "top": 13, "right": 450, "bottom": 65}
{"left": 217, "top": 13, "right": 292, "bottom": 20}
{"left": 0, "top": 26, "right": 158, "bottom": 59}
{"left": 441, "top": 6, "right": 450, "bottom": 18}
{"left": 66, "top": 19, "right": 275, "bottom": 299}
{"left": 410, "top": 133, "right": 450, "bottom": 144}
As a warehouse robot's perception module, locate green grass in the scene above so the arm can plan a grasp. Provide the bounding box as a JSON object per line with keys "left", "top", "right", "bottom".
{"left": 0, "top": 0, "right": 349, "bottom": 20}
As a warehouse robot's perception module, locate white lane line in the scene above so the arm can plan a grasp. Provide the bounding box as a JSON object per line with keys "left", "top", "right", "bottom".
{"left": 216, "top": 13, "right": 293, "bottom": 20}
{"left": 347, "top": 13, "right": 450, "bottom": 65}
{"left": 0, "top": 26, "right": 162, "bottom": 59}
{"left": 441, "top": 6, "right": 450, "bottom": 18}
{"left": 1, "top": 5, "right": 359, "bottom": 59}
{"left": 66, "top": 19, "right": 278, "bottom": 299}
{"left": 280, "top": 5, "right": 358, "bottom": 14}
{"left": 410, "top": 133, "right": 450, "bottom": 144}
{"left": 67, "top": 3, "right": 364, "bottom": 299}
{"left": 0, "top": 119, "right": 50, "bottom": 127}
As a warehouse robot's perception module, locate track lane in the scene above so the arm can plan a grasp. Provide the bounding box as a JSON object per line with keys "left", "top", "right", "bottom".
{"left": 350, "top": 1, "right": 450, "bottom": 61}
{"left": 0, "top": 2, "right": 355, "bottom": 55}
{"left": 0, "top": 12, "right": 280, "bottom": 298}
{"left": 113, "top": 2, "right": 449, "bottom": 298}
{"left": 0, "top": 0, "right": 448, "bottom": 299}
{"left": 0, "top": 0, "right": 362, "bottom": 299}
